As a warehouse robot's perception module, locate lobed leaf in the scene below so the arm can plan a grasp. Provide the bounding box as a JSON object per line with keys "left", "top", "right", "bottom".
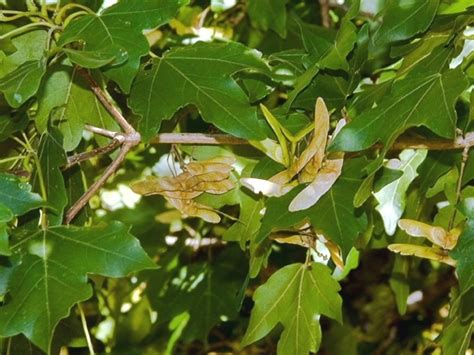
{"left": 58, "top": 0, "right": 186, "bottom": 91}
{"left": 129, "top": 41, "right": 271, "bottom": 141}
{"left": 0, "top": 60, "right": 46, "bottom": 108}
{"left": 242, "top": 262, "right": 342, "bottom": 354}
{"left": 0, "top": 222, "right": 155, "bottom": 352}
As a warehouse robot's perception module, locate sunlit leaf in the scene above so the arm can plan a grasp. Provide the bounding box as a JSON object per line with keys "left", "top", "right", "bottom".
{"left": 374, "top": 149, "right": 427, "bottom": 235}
{"left": 242, "top": 263, "right": 342, "bottom": 354}
{"left": 372, "top": 0, "right": 439, "bottom": 45}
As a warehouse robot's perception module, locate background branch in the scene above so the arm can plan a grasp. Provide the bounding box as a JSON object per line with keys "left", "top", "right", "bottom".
{"left": 319, "top": 0, "right": 331, "bottom": 28}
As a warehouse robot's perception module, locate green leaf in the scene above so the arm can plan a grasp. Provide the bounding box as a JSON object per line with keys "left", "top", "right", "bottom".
{"left": 0, "top": 173, "right": 42, "bottom": 216}
{"left": 249, "top": 238, "right": 272, "bottom": 278}
{"left": 0, "top": 30, "right": 48, "bottom": 78}
{"left": 318, "top": 0, "right": 359, "bottom": 71}
{"left": 0, "top": 113, "right": 28, "bottom": 142}
{"left": 373, "top": 0, "right": 439, "bottom": 45}
{"left": 373, "top": 167, "right": 403, "bottom": 192}
{"left": 331, "top": 66, "right": 468, "bottom": 152}
{"left": 418, "top": 151, "right": 454, "bottom": 193}
{"left": 242, "top": 262, "right": 342, "bottom": 354}
{"left": 248, "top": 0, "right": 289, "bottom": 38}
{"left": 438, "top": 0, "right": 474, "bottom": 14}
{"left": 32, "top": 129, "right": 68, "bottom": 225}
{"left": 438, "top": 292, "right": 473, "bottom": 355}
{"left": 293, "top": 72, "right": 349, "bottom": 112}
{"left": 152, "top": 247, "right": 246, "bottom": 341}
{"left": 58, "top": 0, "right": 186, "bottom": 92}
{"left": 0, "top": 222, "right": 155, "bottom": 352}
{"left": 374, "top": 149, "right": 427, "bottom": 236}
{"left": 62, "top": 48, "right": 119, "bottom": 69}
{"left": 0, "top": 60, "right": 46, "bottom": 108}
{"left": 33, "top": 62, "right": 118, "bottom": 151}
{"left": 333, "top": 248, "right": 360, "bottom": 281}
{"left": 451, "top": 199, "right": 474, "bottom": 297}
{"left": 129, "top": 42, "right": 270, "bottom": 141}
{"left": 0, "top": 203, "right": 13, "bottom": 256}
{"left": 292, "top": 16, "right": 334, "bottom": 66}
{"left": 223, "top": 191, "right": 264, "bottom": 249}
{"left": 257, "top": 158, "right": 368, "bottom": 257}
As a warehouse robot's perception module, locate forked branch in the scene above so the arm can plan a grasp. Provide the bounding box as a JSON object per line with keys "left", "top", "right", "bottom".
{"left": 64, "top": 70, "right": 140, "bottom": 224}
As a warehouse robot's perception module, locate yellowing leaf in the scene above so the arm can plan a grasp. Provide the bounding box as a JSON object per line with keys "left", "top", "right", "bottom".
{"left": 271, "top": 233, "right": 315, "bottom": 249}
{"left": 249, "top": 138, "right": 285, "bottom": 165}
{"left": 388, "top": 243, "right": 456, "bottom": 266}
{"left": 398, "top": 219, "right": 459, "bottom": 250}
{"left": 326, "top": 240, "right": 344, "bottom": 270}
{"left": 260, "top": 104, "right": 290, "bottom": 166}
{"left": 289, "top": 158, "right": 344, "bottom": 212}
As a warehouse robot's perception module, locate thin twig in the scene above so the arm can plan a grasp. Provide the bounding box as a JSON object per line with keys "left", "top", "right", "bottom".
{"left": 78, "top": 304, "right": 95, "bottom": 355}
{"left": 63, "top": 138, "right": 121, "bottom": 170}
{"left": 84, "top": 124, "right": 118, "bottom": 139}
{"left": 65, "top": 145, "right": 130, "bottom": 224}
{"left": 78, "top": 69, "right": 135, "bottom": 134}
{"left": 319, "top": 0, "right": 331, "bottom": 28}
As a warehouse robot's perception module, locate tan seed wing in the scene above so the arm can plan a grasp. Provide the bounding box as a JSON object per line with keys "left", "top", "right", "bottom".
{"left": 298, "top": 98, "right": 330, "bottom": 182}
{"left": 398, "top": 219, "right": 452, "bottom": 249}
{"left": 388, "top": 243, "right": 456, "bottom": 266}
{"left": 289, "top": 158, "right": 344, "bottom": 212}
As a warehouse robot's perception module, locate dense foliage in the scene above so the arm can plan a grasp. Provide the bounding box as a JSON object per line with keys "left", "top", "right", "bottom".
{"left": 0, "top": 0, "right": 473, "bottom": 354}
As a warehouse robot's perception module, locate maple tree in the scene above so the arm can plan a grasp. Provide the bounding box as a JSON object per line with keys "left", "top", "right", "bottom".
{"left": 0, "top": 0, "right": 473, "bottom": 354}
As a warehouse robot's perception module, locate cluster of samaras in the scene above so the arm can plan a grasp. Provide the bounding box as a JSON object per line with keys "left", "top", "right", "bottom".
{"left": 389, "top": 219, "right": 461, "bottom": 266}
{"left": 242, "top": 98, "right": 346, "bottom": 211}
{"left": 131, "top": 156, "right": 236, "bottom": 223}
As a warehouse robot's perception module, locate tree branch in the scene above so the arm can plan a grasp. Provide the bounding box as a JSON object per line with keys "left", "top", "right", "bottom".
{"left": 63, "top": 138, "right": 121, "bottom": 170}
{"left": 150, "top": 133, "right": 247, "bottom": 145}
{"left": 65, "top": 145, "right": 131, "bottom": 224}
{"left": 79, "top": 69, "right": 136, "bottom": 135}
{"left": 148, "top": 132, "right": 474, "bottom": 151}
